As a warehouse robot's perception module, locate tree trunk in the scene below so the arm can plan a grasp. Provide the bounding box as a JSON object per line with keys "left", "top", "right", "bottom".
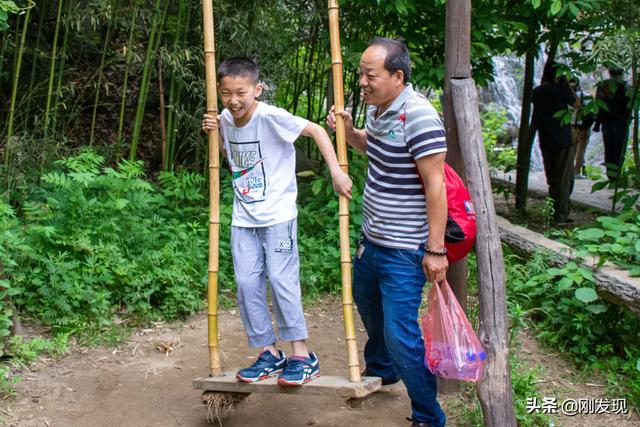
{"left": 515, "top": 46, "right": 536, "bottom": 212}
{"left": 442, "top": 0, "right": 471, "bottom": 394}
{"left": 451, "top": 79, "right": 516, "bottom": 427}
{"left": 630, "top": 60, "right": 639, "bottom": 175}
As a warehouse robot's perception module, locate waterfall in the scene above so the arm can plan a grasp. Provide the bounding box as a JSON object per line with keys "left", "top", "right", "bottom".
{"left": 478, "top": 55, "right": 606, "bottom": 173}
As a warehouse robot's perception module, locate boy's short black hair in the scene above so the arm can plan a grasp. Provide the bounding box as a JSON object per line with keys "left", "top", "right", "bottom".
{"left": 367, "top": 37, "right": 411, "bottom": 84}
{"left": 217, "top": 57, "right": 260, "bottom": 83}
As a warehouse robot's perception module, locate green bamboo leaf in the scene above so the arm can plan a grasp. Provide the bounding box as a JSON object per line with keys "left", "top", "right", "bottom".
{"left": 568, "top": 2, "right": 579, "bottom": 16}
{"left": 575, "top": 287, "right": 598, "bottom": 303}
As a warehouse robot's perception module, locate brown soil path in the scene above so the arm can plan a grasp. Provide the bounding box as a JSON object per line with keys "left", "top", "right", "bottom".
{"left": 1, "top": 297, "right": 638, "bottom": 427}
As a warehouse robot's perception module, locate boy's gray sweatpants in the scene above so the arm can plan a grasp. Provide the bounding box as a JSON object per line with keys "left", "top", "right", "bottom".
{"left": 231, "top": 218, "right": 308, "bottom": 348}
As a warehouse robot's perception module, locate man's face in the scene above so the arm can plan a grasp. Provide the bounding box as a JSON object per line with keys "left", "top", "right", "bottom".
{"left": 358, "top": 45, "right": 404, "bottom": 107}
{"left": 218, "top": 75, "right": 262, "bottom": 121}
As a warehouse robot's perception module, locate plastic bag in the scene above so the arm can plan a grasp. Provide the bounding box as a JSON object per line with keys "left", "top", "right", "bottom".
{"left": 422, "top": 280, "right": 486, "bottom": 382}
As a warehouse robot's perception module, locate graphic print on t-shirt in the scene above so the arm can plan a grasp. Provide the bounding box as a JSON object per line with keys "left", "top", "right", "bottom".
{"left": 229, "top": 140, "right": 266, "bottom": 204}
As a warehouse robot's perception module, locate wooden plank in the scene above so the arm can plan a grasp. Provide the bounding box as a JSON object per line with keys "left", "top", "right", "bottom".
{"left": 193, "top": 373, "right": 381, "bottom": 398}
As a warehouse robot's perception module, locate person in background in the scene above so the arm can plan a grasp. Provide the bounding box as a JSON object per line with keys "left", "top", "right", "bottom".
{"left": 569, "top": 78, "right": 594, "bottom": 179}
{"left": 531, "top": 61, "right": 580, "bottom": 224}
{"left": 593, "top": 68, "right": 631, "bottom": 181}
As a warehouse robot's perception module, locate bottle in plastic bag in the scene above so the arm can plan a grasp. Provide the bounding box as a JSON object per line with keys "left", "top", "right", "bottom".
{"left": 422, "top": 280, "right": 486, "bottom": 382}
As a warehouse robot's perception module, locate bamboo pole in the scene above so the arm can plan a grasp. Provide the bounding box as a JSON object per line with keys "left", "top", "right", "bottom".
{"left": 89, "top": 24, "right": 111, "bottom": 147}
{"left": 117, "top": 6, "right": 137, "bottom": 151}
{"left": 43, "top": 0, "right": 64, "bottom": 138}
{"left": 6, "top": 7, "right": 30, "bottom": 141}
{"left": 328, "top": 0, "right": 360, "bottom": 383}
{"left": 158, "top": 55, "right": 167, "bottom": 167}
{"left": 202, "top": 0, "right": 222, "bottom": 377}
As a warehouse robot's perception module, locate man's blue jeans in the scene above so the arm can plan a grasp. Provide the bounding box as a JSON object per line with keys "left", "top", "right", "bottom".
{"left": 353, "top": 237, "right": 446, "bottom": 427}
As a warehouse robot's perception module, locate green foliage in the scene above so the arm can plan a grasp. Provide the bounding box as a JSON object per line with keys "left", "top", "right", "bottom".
{"left": 296, "top": 155, "right": 367, "bottom": 298}
{"left": 8, "top": 150, "right": 210, "bottom": 334}
{"left": 481, "top": 106, "right": 515, "bottom": 174}
{"left": 505, "top": 249, "right": 640, "bottom": 408}
{"left": 0, "top": 1, "right": 18, "bottom": 31}
{"left": 558, "top": 212, "right": 640, "bottom": 275}
{"left": 8, "top": 334, "right": 69, "bottom": 365}
{"left": 0, "top": 366, "right": 20, "bottom": 397}
{"left": 0, "top": 199, "right": 26, "bottom": 348}
{"left": 590, "top": 157, "right": 640, "bottom": 212}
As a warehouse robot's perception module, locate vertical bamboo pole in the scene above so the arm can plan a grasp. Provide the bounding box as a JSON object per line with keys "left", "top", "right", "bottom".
{"left": 43, "top": 0, "right": 64, "bottom": 138}
{"left": 328, "top": 0, "right": 360, "bottom": 383}
{"left": 202, "top": 0, "right": 222, "bottom": 377}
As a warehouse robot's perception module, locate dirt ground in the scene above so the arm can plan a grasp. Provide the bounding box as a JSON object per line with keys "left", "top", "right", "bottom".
{"left": 1, "top": 297, "right": 638, "bottom": 427}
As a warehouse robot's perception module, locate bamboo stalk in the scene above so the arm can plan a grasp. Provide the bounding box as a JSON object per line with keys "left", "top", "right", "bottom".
{"left": 129, "top": 0, "right": 163, "bottom": 160}
{"left": 328, "top": 0, "right": 360, "bottom": 383}
{"left": 6, "top": 8, "right": 30, "bottom": 141}
{"left": 24, "top": 2, "right": 47, "bottom": 128}
{"left": 89, "top": 24, "right": 111, "bottom": 146}
{"left": 163, "top": 3, "right": 180, "bottom": 172}
{"left": 116, "top": 5, "right": 138, "bottom": 155}
{"left": 158, "top": 55, "right": 167, "bottom": 166}
{"left": 202, "top": 0, "right": 222, "bottom": 377}
{"left": 43, "top": 0, "right": 64, "bottom": 138}
{"left": 51, "top": 0, "right": 71, "bottom": 137}
{"left": 4, "top": 7, "right": 31, "bottom": 186}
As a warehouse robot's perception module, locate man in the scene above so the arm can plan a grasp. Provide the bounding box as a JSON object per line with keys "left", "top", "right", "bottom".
{"left": 327, "top": 37, "right": 447, "bottom": 427}
{"left": 594, "top": 68, "right": 631, "bottom": 181}
{"left": 531, "top": 61, "right": 580, "bottom": 224}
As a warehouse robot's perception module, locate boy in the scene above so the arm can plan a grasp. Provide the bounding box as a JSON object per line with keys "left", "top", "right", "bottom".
{"left": 202, "top": 57, "right": 352, "bottom": 386}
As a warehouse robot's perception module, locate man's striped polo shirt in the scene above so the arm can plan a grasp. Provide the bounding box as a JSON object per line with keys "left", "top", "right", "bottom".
{"left": 362, "top": 84, "right": 447, "bottom": 250}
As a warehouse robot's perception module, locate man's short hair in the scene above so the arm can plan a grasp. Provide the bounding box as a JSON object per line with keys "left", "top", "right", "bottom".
{"left": 541, "top": 61, "right": 559, "bottom": 83}
{"left": 217, "top": 57, "right": 260, "bottom": 83}
{"left": 368, "top": 37, "right": 412, "bottom": 84}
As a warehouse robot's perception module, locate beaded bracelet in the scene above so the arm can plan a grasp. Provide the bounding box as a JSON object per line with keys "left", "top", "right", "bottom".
{"left": 425, "top": 247, "right": 448, "bottom": 256}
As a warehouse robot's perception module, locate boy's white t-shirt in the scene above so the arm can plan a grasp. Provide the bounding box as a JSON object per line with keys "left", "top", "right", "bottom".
{"left": 220, "top": 102, "right": 308, "bottom": 227}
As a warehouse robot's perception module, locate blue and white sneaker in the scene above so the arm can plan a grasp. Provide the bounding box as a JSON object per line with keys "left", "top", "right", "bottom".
{"left": 236, "top": 350, "right": 287, "bottom": 383}
{"left": 277, "top": 352, "right": 320, "bottom": 386}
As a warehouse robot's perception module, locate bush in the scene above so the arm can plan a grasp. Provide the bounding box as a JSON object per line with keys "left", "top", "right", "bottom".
{"left": 10, "top": 150, "right": 212, "bottom": 331}
{"left": 505, "top": 249, "right": 640, "bottom": 409}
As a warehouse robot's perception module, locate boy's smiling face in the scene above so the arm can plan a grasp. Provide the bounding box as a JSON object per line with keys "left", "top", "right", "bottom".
{"left": 219, "top": 75, "right": 263, "bottom": 125}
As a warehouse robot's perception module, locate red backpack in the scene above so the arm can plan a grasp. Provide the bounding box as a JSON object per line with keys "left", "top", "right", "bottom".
{"left": 402, "top": 101, "right": 476, "bottom": 262}
{"left": 443, "top": 163, "right": 476, "bottom": 263}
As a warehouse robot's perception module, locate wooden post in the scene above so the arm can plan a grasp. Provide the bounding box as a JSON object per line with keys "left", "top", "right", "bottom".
{"left": 451, "top": 78, "right": 516, "bottom": 427}
{"left": 442, "top": 0, "right": 471, "bottom": 394}
{"left": 328, "top": 0, "right": 361, "bottom": 383}
{"left": 202, "top": 0, "right": 222, "bottom": 377}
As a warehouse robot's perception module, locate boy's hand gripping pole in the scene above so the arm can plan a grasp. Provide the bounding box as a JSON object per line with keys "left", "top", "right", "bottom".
{"left": 328, "top": 0, "right": 361, "bottom": 383}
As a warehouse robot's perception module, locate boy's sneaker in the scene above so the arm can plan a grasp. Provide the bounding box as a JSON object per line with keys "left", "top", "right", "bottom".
{"left": 236, "top": 350, "right": 287, "bottom": 383}
{"left": 277, "top": 352, "right": 320, "bottom": 386}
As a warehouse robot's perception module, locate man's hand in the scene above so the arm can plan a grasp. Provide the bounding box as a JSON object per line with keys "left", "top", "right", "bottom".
{"left": 326, "top": 105, "right": 367, "bottom": 154}
{"left": 202, "top": 113, "right": 219, "bottom": 132}
{"left": 326, "top": 105, "right": 354, "bottom": 132}
{"left": 331, "top": 170, "right": 353, "bottom": 199}
{"left": 423, "top": 253, "right": 448, "bottom": 284}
